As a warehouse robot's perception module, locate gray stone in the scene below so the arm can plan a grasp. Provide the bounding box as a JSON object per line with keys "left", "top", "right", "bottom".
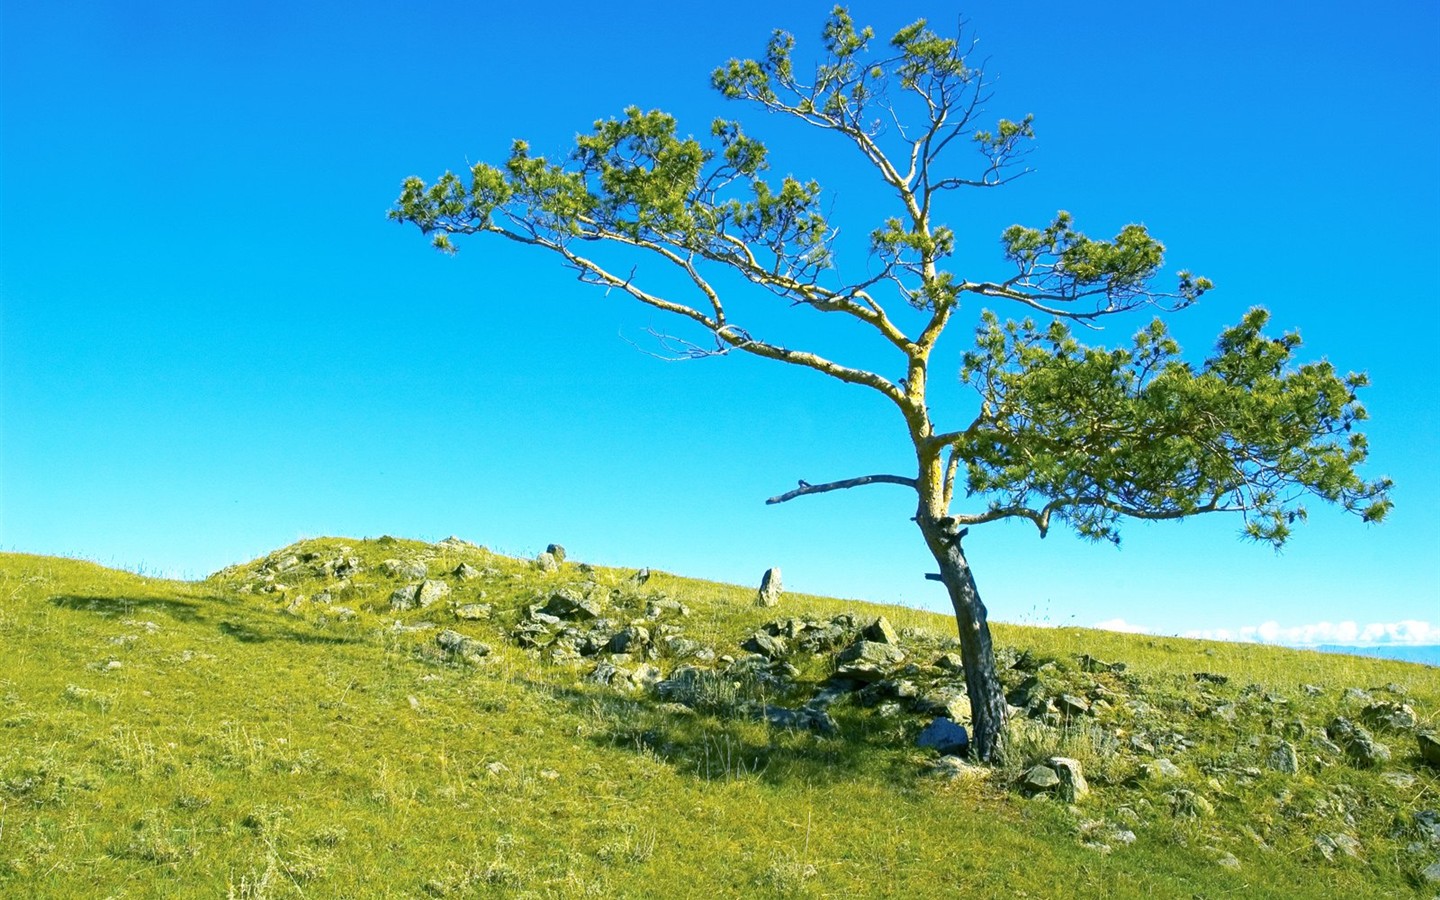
{"left": 436, "top": 629, "right": 490, "bottom": 660}
{"left": 928, "top": 755, "right": 987, "bottom": 780}
{"left": 914, "top": 689, "right": 971, "bottom": 723}
{"left": 1362, "top": 701, "right": 1418, "bottom": 731}
{"left": 416, "top": 579, "right": 451, "bottom": 608}
{"left": 1047, "top": 756, "right": 1089, "bottom": 801}
{"left": 917, "top": 717, "right": 970, "bottom": 756}
{"left": 862, "top": 616, "right": 901, "bottom": 645}
{"left": 1143, "top": 758, "right": 1184, "bottom": 781}
{"left": 454, "top": 603, "right": 492, "bottom": 621}
{"left": 1314, "top": 832, "right": 1361, "bottom": 861}
{"left": 1343, "top": 687, "right": 1374, "bottom": 705}
{"left": 764, "top": 705, "right": 839, "bottom": 735}
{"left": 1423, "top": 860, "right": 1440, "bottom": 884}
{"left": 540, "top": 590, "right": 602, "bottom": 620}
{"left": 453, "top": 563, "right": 481, "bottom": 581}
{"left": 756, "top": 567, "right": 782, "bottom": 607}
{"left": 741, "top": 631, "right": 789, "bottom": 660}
{"left": 607, "top": 625, "right": 651, "bottom": 655}
{"left": 1023, "top": 765, "right": 1061, "bottom": 793}
{"left": 1057, "top": 694, "right": 1091, "bottom": 717}
{"left": 545, "top": 543, "right": 567, "bottom": 563}
{"left": 934, "top": 652, "right": 965, "bottom": 672}
{"left": 1419, "top": 732, "right": 1440, "bottom": 768}
{"left": 389, "top": 584, "right": 421, "bottom": 610}
{"left": 1327, "top": 717, "right": 1392, "bottom": 767}
{"left": 835, "top": 640, "right": 906, "bottom": 682}
{"left": 382, "top": 559, "right": 428, "bottom": 580}
{"left": 1380, "top": 771, "right": 1416, "bottom": 789}
{"left": 1167, "top": 789, "right": 1214, "bottom": 818}
{"left": 1267, "top": 742, "right": 1299, "bottom": 774}
{"left": 534, "top": 551, "right": 559, "bottom": 573}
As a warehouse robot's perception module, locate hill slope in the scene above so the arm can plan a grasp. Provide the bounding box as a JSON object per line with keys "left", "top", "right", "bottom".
{"left": 2, "top": 537, "right": 1437, "bottom": 898}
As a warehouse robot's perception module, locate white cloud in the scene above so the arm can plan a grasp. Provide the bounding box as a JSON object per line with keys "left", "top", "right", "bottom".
{"left": 1183, "top": 619, "right": 1439, "bottom": 647}
{"left": 1092, "top": 618, "right": 1155, "bottom": 635}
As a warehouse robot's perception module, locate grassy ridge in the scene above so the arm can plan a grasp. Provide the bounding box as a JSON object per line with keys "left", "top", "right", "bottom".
{"left": 1, "top": 539, "right": 1436, "bottom": 898}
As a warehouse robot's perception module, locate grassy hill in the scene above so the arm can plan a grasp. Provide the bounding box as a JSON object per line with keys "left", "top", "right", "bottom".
{"left": 2, "top": 537, "right": 1437, "bottom": 898}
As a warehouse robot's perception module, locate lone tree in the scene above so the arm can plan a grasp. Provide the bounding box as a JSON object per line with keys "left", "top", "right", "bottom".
{"left": 391, "top": 8, "right": 1391, "bottom": 761}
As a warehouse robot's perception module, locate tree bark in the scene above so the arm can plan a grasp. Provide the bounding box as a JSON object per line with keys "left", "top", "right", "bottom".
{"left": 916, "top": 511, "right": 1008, "bottom": 761}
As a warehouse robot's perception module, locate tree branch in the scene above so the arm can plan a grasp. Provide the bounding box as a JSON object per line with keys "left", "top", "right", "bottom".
{"left": 766, "top": 474, "right": 918, "bottom": 505}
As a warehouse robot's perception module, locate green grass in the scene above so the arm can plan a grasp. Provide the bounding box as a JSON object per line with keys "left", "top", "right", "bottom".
{"left": 1, "top": 538, "right": 1436, "bottom": 898}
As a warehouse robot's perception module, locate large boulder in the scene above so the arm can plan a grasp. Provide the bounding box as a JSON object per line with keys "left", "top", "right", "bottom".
{"left": 415, "top": 579, "right": 451, "bottom": 608}
{"left": 862, "top": 615, "right": 901, "bottom": 645}
{"left": 540, "top": 590, "right": 602, "bottom": 620}
{"left": 1419, "top": 732, "right": 1440, "bottom": 768}
{"left": 436, "top": 629, "right": 490, "bottom": 661}
{"left": 916, "top": 718, "right": 970, "bottom": 756}
{"left": 755, "top": 567, "right": 783, "bottom": 607}
{"left": 835, "top": 640, "right": 905, "bottom": 682}
{"left": 741, "top": 631, "right": 789, "bottom": 660}
{"left": 1047, "top": 757, "right": 1089, "bottom": 801}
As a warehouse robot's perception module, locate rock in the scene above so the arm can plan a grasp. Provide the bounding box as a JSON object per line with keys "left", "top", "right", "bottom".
{"left": 454, "top": 603, "right": 492, "bottom": 621}
{"left": 1006, "top": 675, "right": 1045, "bottom": 709}
{"left": 1078, "top": 653, "right": 1125, "bottom": 673}
{"left": 916, "top": 718, "right": 970, "bottom": 756}
{"left": 1022, "top": 765, "right": 1061, "bottom": 794}
{"left": 1192, "top": 671, "right": 1228, "bottom": 685}
{"left": 1419, "top": 733, "right": 1440, "bottom": 768}
{"left": 587, "top": 661, "right": 630, "bottom": 687}
{"left": 1216, "top": 853, "right": 1241, "bottom": 870}
{"left": 1057, "top": 694, "right": 1091, "bottom": 717}
{"left": 1327, "top": 717, "right": 1391, "bottom": 767}
{"left": 322, "top": 556, "right": 362, "bottom": 579}
{"left": 534, "top": 552, "right": 559, "bottom": 573}
{"left": 416, "top": 579, "right": 451, "bottom": 608}
{"left": 382, "top": 559, "right": 428, "bottom": 580}
{"left": 1343, "top": 687, "right": 1374, "bottom": 705}
{"left": 1143, "top": 758, "right": 1184, "bottom": 781}
{"left": 1166, "top": 789, "right": 1214, "bottom": 818}
{"left": 928, "top": 755, "right": 987, "bottom": 781}
{"left": 436, "top": 629, "right": 490, "bottom": 660}
{"left": 914, "top": 689, "right": 970, "bottom": 723}
{"left": 1266, "top": 742, "right": 1299, "bottom": 774}
{"left": 1313, "top": 833, "right": 1361, "bottom": 861}
{"left": 1362, "top": 701, "right": 1418, "bottom": 731}
{"left": 934, "top": 652, "right": 965, "bottom": 672}
{"left": 1380, "top": 772, "right": 1416, "bottom": 789}
{"left": 755, "top": 567, "right": 782, "bottom": 607}
{"left": 763, "top": 705, "right": 838, "bottom": 735}
{"left": 1423, "top": 860, "right": 1440, "bottom": 884}
{"left": 540, "top": 590, "right": 602, "bottom": 620}
{"left": 835, "top": 641, "right": 906, "bottom": 682}
{"left": 741, "top": 631, "right": 788, "bottom": 660}
{"left": 453, "top": 563, "right": 481, "bottom": 581}
{"left": 545, "top": 543, "right": 567, "bottom": 563}
{"left": 389, "top": 584, "right": 421, "bottom": 610}
{"left": 1047, "top": 757, "right": 1089, "bottom": 801}
{"left": 862, "top": 616, "right": 901, "bottom": 645}
{"left": 607, "top": 625, "right": 651, "bottom": 655}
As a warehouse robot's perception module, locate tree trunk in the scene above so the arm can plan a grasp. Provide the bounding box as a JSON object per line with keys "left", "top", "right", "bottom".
{"left": 916, "top": 512, "right": 1008, "bottom": 762}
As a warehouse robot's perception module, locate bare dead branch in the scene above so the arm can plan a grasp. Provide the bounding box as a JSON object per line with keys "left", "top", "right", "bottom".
{"left": 766, "top": 474, "right": 918, "bottom": 505}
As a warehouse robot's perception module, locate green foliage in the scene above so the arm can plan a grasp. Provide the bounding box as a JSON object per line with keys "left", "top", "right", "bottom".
{"left": 958, "top": 311, "right": 1391, "bottom": 545}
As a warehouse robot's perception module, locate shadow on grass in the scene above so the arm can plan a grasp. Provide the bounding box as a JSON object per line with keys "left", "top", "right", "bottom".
{"left": 217, "top": 619, "right": 359, "bottom": 645}
{"left": 51, "top": 593, "right": 361, "bottom": 647}
{"left": 51, "top": 593, "right": 207, "bottom": 623}
{"left": 515, "top": 675, "right": 918, "bottom": 788}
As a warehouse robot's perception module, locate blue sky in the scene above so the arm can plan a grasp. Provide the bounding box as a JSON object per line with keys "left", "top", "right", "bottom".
{"left": 3, "top": 0, "right": 1437, "bottom": 647}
